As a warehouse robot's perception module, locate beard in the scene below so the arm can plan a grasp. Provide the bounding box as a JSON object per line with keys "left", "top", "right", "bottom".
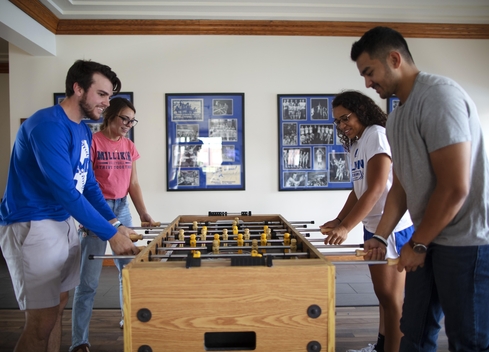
{"left": 79, "top": 93, "right": 103, "bottom": 120}
{"left": 376, "top": 64, "right": 397, "bottom": 99}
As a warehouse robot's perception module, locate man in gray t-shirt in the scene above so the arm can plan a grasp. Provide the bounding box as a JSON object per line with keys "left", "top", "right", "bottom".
{"left": 350, "top": 26, "right": 489, "bottom": 352}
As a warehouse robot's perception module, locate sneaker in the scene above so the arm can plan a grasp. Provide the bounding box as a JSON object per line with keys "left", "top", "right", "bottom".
{"left": 72, "top": 344, "right": 91, "bottom": 352}
{"left": 119, "top": 319, "right": 124, "bottom": 329}
{"left": 346, "top": 343, "right": 377, "bottom": 352}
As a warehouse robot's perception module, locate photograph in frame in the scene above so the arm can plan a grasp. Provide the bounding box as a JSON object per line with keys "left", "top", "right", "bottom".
{"left": 166, "top": 93, "right": 245, "bottom": 191}
{"left": 387, "top": 96, "right": 400, "bottom": 113}
{"left": 278, "top": 94, "right": 353, "bottom": 191}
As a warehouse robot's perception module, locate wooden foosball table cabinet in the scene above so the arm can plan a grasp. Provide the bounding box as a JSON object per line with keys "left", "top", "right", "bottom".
{"left": 123, "top": 214, "right": 335, "bottom": 352}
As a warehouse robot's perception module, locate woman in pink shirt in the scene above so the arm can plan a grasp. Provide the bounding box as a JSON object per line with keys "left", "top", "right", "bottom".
{"left": 70, "top": 98, "right": 156, "bottom": 352}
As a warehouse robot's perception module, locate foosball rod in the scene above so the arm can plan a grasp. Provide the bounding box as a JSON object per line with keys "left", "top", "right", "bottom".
{"left": 168, "top": 230, "right": 297, "bottom": 236}
{"left": 153, "top": 239, "right": 290, "bottom": 244}
{"left": 155, "top": 229, "right": 298, "bottom": 237}
{"left": 320, "top": 249, "right": 376, "bottom": 257}
{"left": 140, "top": 222, "right": 169, "bottom": 228}
{"left": 89, "top": 252, "right": 309, "bottom": 260}
{"left": 178, "top": 224, "right": 308, "bottom": 229}
{"left": 314, "top": 244, "right": 365, "bottom": 249}
{"left": 172, "top": 220, "right": 314, "bottom": 226}
{"left": 331, "top": 257, "right": 399, "bottom": 266}
{"left": 157, "top": 245, "right": 293, "bottom": 251}
{"left": 135, "top": 229, "right": 300, "bottom": 238}
{"left": 129, "top": 233, "right": 298, "bottom": 241}
{"left": 295, "top": 228, "right": 325, "bottom": 233}
{"left": 129, "top": 223, "right": 308, "bottom": 231}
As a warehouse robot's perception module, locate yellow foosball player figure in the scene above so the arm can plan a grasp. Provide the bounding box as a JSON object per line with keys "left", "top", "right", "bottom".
{"left": 251, "top": 239, "right": 258, "bottom": 252}
{"left": 290, "top": 238, "right": 297, "bottom": 253}
{"left": 237, "top": 233, "right": 244, "bottom": 254}
{"left": 178, "top": 229, "right": 185, "bottom": 247}
{"left": 260, "top": 233, "right": 267, "bottom": 254}
{"left": 200, "top": 227, "right": 207, "bottom": 247}
{"left": 190, "top": 234, "right": 197, "bottom": 253}
{"left": 244, "top": 228, "right": 250, "bottom": 245}
{"left": 222, "top": 228, "right": 229, "bottom": 246}
{"left": 283, "top": 232, "right": 291, "bottom": 253}
{"left": 212, "top": 240, "right": 220, "bottom": 254}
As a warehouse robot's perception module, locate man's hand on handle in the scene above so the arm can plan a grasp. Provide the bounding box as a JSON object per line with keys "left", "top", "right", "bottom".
{"left": 108, "top": 226, "right": 141, "bottom": 255}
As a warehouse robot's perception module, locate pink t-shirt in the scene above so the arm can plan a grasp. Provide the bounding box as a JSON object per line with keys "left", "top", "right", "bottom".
{"left": 91, "top": 131, "right": 140, "bottom": 200}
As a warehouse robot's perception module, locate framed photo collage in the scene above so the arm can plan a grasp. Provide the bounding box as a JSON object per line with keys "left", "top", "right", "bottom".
{"left": 165, "top": 93, "right": 245, "bottom": 191}
{"left": 278, "top": 94, "right": 353, "bottom": 191}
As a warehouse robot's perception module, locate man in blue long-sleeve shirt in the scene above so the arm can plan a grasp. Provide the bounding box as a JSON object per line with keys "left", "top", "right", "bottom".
{"left": 0, "top": 60, "right": 140, "bottom": 352}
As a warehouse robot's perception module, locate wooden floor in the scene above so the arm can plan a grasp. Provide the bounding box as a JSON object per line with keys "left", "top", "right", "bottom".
{"left": 0, "top": 307, "right": 448, "bottom": 352}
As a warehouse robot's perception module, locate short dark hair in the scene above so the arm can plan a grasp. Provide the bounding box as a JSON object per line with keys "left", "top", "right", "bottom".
{"left": 101, "top": 97, "right": 136, "bottom": 131}
{"left": 65, "top": 60, "right": 121, "bottom": 97}
{"left": 332, "top": 90, "right": 387, "bottom": 151}
{"left": 351, "top": 26, "right": 414, "bottom": 64}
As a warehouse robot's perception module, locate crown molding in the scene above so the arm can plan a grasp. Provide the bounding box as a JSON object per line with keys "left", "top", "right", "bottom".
{"left": 0, "top": 63, "right": 9, "bottom": 74}
{"left": 9, "top": 0, "right": 58, "bottom": 34}
{"left": 9, "top": 0, "right": 489, "bottom": 39}
{"left": 56, "top": 19, "right": 489, "bottom": 38}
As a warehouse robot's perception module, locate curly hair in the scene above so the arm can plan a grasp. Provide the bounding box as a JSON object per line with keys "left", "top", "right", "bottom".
{"left": 332, "top": 90, "right": 387, "bottom": 151}
{"left": 101, "top": 97, "right": 136, "bottom": 131}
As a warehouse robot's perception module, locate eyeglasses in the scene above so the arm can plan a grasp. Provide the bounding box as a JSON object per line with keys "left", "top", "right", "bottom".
{"left": 118, "top": 115, "right": 138, "bottom": 127}
{"left": 333, "top": 112, "right": 352, "bottom": 127}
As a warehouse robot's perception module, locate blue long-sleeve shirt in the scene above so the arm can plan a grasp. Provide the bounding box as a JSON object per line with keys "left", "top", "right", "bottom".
{"left": 0, "top": 105, "right": 117, "bottom": 240}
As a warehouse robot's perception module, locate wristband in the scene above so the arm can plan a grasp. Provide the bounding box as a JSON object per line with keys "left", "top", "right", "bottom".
{"left": 112, "top": 221, "right": 122, "bottom": 229}
{"left": 335, "top": 217, "right": 342, "bottom": 223}
{"left": 372, "top": 234, "right": 388, "bottom": 246}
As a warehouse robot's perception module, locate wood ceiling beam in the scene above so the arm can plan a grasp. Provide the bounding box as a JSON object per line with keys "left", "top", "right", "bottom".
{"left": 9, "top": 0, "right": 489, "bottom": 39}
{"left": 9, "top": 0, "right": 59, "bottom": 34}
{"left": 0, "top": 63, "right": 9, "bottom": 74}
{"left": 55, "top": 19, "right": 489, "bottom": 39}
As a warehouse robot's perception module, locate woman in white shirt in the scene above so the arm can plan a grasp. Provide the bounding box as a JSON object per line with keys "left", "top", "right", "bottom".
{"left": 320, "top": 90, "right": 414, "bottom": 352}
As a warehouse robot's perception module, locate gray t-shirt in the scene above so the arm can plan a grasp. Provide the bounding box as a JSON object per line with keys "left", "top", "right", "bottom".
{"left": 387, "top": 71, "right": 489, "bottom": 246}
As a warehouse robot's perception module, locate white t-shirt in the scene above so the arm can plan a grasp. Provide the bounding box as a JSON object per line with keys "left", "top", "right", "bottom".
{"left": 350, "top": 125, "right": 412, "bottom": 233}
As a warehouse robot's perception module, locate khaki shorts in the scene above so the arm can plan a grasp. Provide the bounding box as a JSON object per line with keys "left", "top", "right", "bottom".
{"left": 0, "top": 218, "right": 80, "bottom": 310}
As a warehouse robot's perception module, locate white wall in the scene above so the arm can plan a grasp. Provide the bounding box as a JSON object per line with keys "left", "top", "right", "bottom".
{"left": 6, "top": 35, "right": 489, "bottom": 245}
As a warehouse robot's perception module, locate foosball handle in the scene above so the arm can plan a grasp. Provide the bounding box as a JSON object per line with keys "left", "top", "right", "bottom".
{"left": 387, "top": 258, "right": 400, "bottom": 266}
{"left": 130, "top": 233, "right": 143, "bottom": 241}
{"left": 355, "top": 250, "right": 400, "bottom": 266}
{"left": 141, "top": 221, "right": 161, "bottom": 227}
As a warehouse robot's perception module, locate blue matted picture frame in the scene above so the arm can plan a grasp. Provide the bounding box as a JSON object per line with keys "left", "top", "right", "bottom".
{"left": 387, "top": 95, "right": 400, "bottom": 113}
{"left": 53, "top": 92, "right": 135, "bottom": 142}
{"left": 166, "top": 93, "right": 245, "bottom": 191}
{"left": 278, "top": 94, "right": 353, "bottom": 191}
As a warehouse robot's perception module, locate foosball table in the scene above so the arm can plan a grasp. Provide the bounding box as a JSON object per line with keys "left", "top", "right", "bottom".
{"left": 121, "top": 213, "right": 336, "bottom": 352}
